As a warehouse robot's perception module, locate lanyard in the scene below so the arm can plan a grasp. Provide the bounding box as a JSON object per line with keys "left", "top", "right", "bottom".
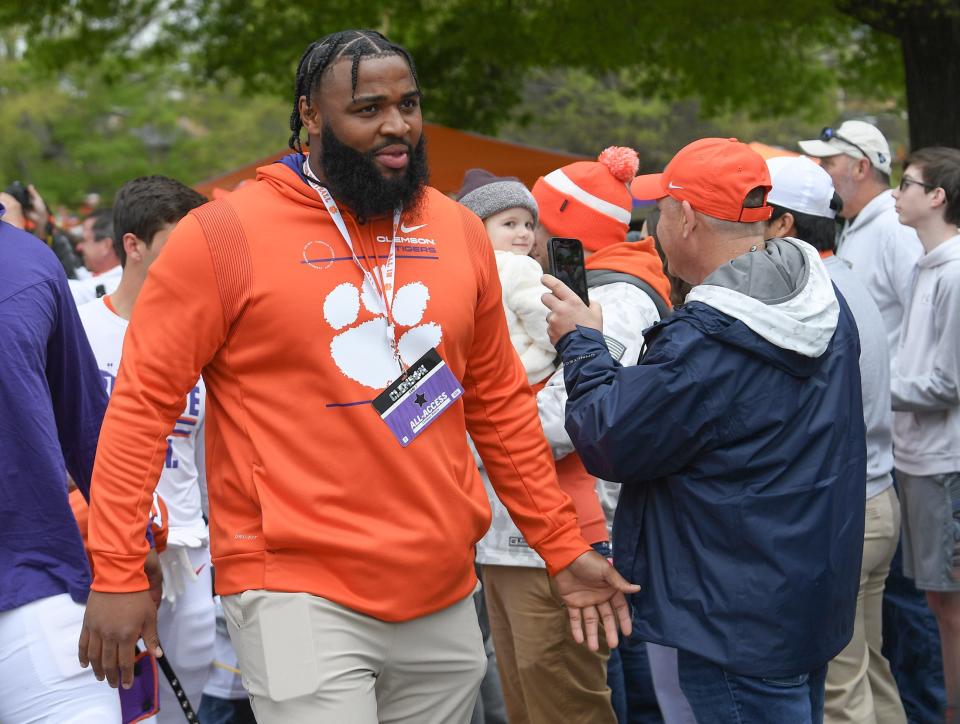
{"left": 302, "top": 162, "right": 404, "bottom": 370}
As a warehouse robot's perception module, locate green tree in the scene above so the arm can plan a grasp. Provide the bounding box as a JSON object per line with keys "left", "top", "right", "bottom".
{"left": 499, "top": 68, "right": 909, "bottom": 172}
{"left": 0, "top": 35, "right": 288, "bottom": 205}
{"left": 3, "top": 1, "right": 955, "bottom": 152}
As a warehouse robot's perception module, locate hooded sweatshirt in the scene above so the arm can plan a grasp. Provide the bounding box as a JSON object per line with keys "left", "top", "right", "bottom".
{"left": 892, "top": 233, "right": 960, "bottom": 476}
{"left": 585, "top": 238, "right": 672, "bottom": 310}
{"left": 822, "top": 255, "right": 894, "bottom": 499}
{"left": 837, "top": 191, "right": 923, "bottom": 355}
{"left": 559, "top": 237, "right": 866, "bottom": 676}
{"left": 86, "top": 155, "right": 589, "bottom": 621}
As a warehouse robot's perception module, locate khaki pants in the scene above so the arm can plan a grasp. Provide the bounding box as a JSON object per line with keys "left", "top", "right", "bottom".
{"left": 482, "top": 564, "right": 617, "bottom": 724}
{"left": 222, "top": 589, "right": 486, "bottom": 724}
{"left": 825, "top": 486, "right": 907, "bottom": 724}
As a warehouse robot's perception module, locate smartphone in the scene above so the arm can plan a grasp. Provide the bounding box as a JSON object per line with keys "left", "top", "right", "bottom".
{"left": 547, "top": 237, "right": 589, "bottom": 305}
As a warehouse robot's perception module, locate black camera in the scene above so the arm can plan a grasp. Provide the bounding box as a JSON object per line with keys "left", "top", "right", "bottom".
{"left": 4, "top": 180, "right": 33, "bottom": 213}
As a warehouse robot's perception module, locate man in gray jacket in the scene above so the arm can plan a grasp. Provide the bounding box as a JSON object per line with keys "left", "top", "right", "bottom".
{"left": 889, "top": 147, "right": 960, "bottom": 724}
{"left": 801, "top": 121, "right": 942, "bottom": 720}
{"left": 763, "top": 156, "right": 906, "bottom": 724}
{"left": 800, "top": 121, "right": 922, "bottom": 354}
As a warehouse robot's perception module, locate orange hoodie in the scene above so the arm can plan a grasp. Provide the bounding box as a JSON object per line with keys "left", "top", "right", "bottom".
{"left": 585, "top": 238, "right": 672, "bottom": 309}
{"left": 87, "top": 160, "right": 590, "bottom": 621}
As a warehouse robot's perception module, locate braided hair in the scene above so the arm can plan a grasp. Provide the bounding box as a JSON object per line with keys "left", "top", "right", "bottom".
{"left": 289, "top": 30, "right": 420, "bottom": 153}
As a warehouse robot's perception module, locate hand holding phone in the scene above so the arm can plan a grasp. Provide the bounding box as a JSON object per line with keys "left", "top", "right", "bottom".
{"left": 547, "top": 237, "right": 589, "bottom": 305}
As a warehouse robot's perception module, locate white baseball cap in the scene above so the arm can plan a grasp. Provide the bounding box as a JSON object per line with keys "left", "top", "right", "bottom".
{"left": 766, "top": 156, "right": 837, "bottom": 219}
{"left": 798, "top": 120, "right": 892, "bottom": 175}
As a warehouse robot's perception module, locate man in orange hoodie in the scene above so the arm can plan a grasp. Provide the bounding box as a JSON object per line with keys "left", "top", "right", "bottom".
{"left": 78, "top": 29, "right": 637, "bottom": 724}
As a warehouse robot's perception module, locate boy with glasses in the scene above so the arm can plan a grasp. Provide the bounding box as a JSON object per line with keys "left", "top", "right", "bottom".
{"left": 890, "top": 147, "right": 960, "bottom": 724}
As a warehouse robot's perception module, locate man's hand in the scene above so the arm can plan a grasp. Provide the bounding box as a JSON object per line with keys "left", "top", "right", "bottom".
{"left": 541, "top": 274, "right": 603, "bottom": 346}
{"left": 25, "top": 184, "right": 50, "bottom": 236}
{"left": 78, "top": 590, "right": 163, "bottom": 689}
{"left": 553, "top": 550, "right": 641, "bottom": 650}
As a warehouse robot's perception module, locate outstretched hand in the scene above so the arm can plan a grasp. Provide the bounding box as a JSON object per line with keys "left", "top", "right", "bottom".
{"left": 541, "top": 274, "right": 603, "bottom": 345}
{"left": 553, "top": 550, "right": 640, "bottom": 650}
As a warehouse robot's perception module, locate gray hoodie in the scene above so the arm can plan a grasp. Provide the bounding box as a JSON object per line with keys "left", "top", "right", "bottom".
{"left": 892, "top": 234, "right": 960, "bottom": 476}
{"left": 824, "top": 256, "right": 894, "bottom": 499}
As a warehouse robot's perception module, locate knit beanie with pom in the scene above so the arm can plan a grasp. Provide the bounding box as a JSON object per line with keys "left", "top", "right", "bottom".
{"left": 531, "top": 147, "right": 639, "bottom": 251}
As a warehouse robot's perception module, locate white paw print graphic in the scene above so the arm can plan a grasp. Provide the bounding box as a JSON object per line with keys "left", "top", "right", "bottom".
{"left": 323, "top": 275, "right": 442, "bottom": 389}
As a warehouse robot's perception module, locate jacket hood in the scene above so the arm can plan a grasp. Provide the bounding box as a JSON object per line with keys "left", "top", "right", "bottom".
{"left": 684, "top": 237, "right": 839, "bottom": 360}
{"left": 255, "top": 153, "right": 328, "bottom": 209}
{"left": 585, "top": 239, "right": 672, "bottom": 307}
{"left": 919, "top": 233, "right": 960, "bottom": 268}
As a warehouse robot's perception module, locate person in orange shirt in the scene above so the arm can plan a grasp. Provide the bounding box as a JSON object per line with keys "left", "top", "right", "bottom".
{"left": 77, "top": 28, "right": 637, "bottom": 724}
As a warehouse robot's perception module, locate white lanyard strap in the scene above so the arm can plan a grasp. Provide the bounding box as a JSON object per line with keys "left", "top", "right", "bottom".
{"left": 303, "top": 162, "right": 404, "bottom": 366}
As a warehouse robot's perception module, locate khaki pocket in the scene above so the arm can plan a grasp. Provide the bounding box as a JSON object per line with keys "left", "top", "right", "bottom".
{"left": 257, "top": 593, "right": 320, "bottom": 702}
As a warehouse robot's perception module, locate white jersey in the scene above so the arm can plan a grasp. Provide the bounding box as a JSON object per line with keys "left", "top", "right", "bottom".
{"left": 78, "top": 297, "right": 207, "bottom": 540}
{"left": 69, "top": 264, "right": 122, "bottom": 307}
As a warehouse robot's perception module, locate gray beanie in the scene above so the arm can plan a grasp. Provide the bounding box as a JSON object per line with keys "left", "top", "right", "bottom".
{"left": 456, "top": 168, "right": 539, "bottom": 225}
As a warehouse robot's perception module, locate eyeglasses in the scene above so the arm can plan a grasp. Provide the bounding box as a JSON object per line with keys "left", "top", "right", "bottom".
{"left": 898, "top": 175, "right": 937, "bottom": 193}
{"left": 820, "top": 127, "right": 872, "bottom": 162}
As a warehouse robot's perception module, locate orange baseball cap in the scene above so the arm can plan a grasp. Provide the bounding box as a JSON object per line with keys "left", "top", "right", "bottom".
{"left": 631, "top": 138, "right": 772, "bottom": 222}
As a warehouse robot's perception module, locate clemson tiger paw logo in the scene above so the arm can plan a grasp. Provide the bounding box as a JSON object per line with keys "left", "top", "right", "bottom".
{"left": 323, "top": 279, "right": 441, "bottom": 389}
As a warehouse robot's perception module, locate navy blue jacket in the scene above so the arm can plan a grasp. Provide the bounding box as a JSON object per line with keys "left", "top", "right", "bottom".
{"left": 560, "top": 295, "right": 866, "bottom": 678}
{"left": 0, "top": 212, "right": 108, "bottom": 612}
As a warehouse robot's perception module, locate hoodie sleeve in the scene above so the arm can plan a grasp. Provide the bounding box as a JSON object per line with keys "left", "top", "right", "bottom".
{"left": 891, "top": 268, "right": 960, "bottom": 412}
{"left": 559, "top": 325, "right": 718, "bottom": 483}
{"left": 87, "top": 210, "right": 240, "bottom": 592}
{"left": 45, "top": 270, "right": 109, "bottom": 500}
{"left": 459, "top": 210, "right": 589, "bottom": 575}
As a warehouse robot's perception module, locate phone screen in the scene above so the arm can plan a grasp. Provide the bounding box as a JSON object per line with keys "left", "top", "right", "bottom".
{"left": 547, "top": 237, "right": 589, "bottom": 305}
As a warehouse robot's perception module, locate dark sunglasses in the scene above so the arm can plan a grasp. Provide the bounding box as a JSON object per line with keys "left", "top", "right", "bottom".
{"left": 898, "top": 175, "right": 937, "bottom": 193}
{"left": 820, "top": 127, "right": 872, "bottom": 162}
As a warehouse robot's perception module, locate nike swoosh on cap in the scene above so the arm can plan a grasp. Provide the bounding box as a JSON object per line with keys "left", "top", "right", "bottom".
{"left": 668, "top": 181, "right": 684, "bottom": 190}
{"left": 399, "top": 223, "right": 427, "bottom": 233}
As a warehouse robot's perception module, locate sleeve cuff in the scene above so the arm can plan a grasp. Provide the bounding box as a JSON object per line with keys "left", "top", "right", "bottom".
{"left": 530, "top": 520, "right": 592, "bottom": 576}
{"left": 90, "top": 552, "right": 150, "bottom": 593}
{"left": 556, "top": 325, "right": 608, "bottom": 359}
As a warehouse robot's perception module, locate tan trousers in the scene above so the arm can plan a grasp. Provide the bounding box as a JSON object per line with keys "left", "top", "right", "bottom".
{"left": 222, "top": 589, "right": 486, "bottom": 724}
{"left": 825, "top": 486, "right": 907, "bottom": 724}
{"left": 481, "top": 564, "right": 617, "bottom": 724}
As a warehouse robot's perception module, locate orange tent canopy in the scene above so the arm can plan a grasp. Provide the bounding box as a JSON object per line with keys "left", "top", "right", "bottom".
{"left": 747, "top": 141, "right": 800, "bottom": 160}
{"left": 195, "top": 122, "right": 589, "bottom": 199}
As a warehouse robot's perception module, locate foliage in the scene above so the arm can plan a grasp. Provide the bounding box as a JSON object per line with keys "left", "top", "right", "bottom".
{"left": 0, "top": 45, "right": 288, "bottom": 206}
{"left": 0, "top": 0, "right": 905, "bottom": 135}
{"left": 0, "top": 0, "right": 940, "bottom": 204}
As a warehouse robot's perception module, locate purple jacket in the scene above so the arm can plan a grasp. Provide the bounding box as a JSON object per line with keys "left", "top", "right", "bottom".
{"left": 0, "top": 207, "right": 108, "bottom": 612}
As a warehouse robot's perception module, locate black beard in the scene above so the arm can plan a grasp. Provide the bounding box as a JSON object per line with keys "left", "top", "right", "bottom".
{"left": 317, "top": 124, "right": 429, "bottom": 223}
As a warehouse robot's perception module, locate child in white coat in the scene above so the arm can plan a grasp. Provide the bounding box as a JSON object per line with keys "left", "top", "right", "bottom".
{"left": 458, "top": 169, "right": 555, "bottom": 384}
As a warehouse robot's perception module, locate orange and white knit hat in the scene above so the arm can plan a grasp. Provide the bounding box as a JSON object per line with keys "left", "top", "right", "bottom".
{"left": 532, "top": 147, "right": 639, "bottom": 251}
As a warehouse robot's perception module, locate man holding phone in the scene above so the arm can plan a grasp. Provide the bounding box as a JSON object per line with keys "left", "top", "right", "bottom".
{"left": 542, "top": 138, "right": 867, "bottom": 723}
{"left": 477, "top": 147, "right": 672, "bottom": 723}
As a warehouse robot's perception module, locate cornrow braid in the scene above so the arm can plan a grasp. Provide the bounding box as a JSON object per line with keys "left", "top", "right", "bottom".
{"left": 288, "top": 29, "right": 420, "bottom": 153}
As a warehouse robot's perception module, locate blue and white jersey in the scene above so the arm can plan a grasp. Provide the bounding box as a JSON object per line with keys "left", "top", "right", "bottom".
{"left": 78, "top": 297, "right": 207, "bottom": 541}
